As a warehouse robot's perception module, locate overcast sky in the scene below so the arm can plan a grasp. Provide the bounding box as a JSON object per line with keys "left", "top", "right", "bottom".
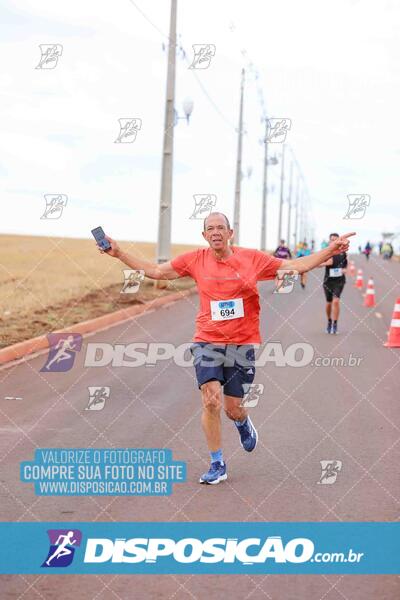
{"left": 1, "top": 0, "right": 399, "bottom": 252}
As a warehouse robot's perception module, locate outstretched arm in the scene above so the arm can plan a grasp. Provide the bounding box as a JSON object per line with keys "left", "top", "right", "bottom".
{"left": 98, "top": 236, "right": 181, "bottom": 280}
{"left": 318, "top": 258, "right": 333, "bottom": 267}
{"left": 280, "top": 233, "right": 355, "bottom": 274}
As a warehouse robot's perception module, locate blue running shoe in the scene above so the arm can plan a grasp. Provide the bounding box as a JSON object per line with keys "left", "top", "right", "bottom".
{"left": 236, "top": 416, "right": 258, "bottom": 452}
{"left": 332, "top": 322, "right": 338, "bottom": 334}
{"left": 199, "top": 461, "right": 227, "bottom": 485}
{"left": 326, "top": 321, "right": 332, "bottom": 334}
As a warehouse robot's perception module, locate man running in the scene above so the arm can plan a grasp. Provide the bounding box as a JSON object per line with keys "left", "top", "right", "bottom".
{"left": 320, "top": 232, "right": 348, "bottom": 334}
{"left": 99, "top": 213, "right": 354, "bottom": 484}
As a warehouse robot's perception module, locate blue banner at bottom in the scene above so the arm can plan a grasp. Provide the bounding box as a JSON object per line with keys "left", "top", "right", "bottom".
{"left": 0, "top": 522, "right": 398, "bottom": 574}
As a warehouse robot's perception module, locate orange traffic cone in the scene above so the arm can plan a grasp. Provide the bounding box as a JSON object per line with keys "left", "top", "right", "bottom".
{"left": 349, "top": 261, "right": 356, "bottom": 277}
{"left": 354, "top": 269, "right": 363, "bottom": 289}
{"left": 384, "top": 297, "right": 400, "bottom": 347}
{"left": 363, "top": 278, "right": 376, "bottom": 307}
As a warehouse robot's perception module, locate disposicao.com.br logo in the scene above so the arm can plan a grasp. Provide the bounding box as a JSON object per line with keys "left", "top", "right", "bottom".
{"left": 2, "top": 522, "right": 393, "bottom": 574}
{"left": 82, "top": 536, "right": 363, "bottom": 566}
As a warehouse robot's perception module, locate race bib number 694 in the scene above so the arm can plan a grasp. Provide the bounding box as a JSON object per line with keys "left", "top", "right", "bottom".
{"left": 210, "top": 298, "right": 244, "bottom": 321}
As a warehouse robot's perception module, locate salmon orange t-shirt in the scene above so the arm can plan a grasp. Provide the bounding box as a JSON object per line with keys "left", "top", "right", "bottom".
{"left": 171, "top": 246, "right": 283, "bottom": 344}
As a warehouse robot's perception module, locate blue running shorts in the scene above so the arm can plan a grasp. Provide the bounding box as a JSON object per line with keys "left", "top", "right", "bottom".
{"left": 190, "top": 343, "right": 256, "bottom": 398}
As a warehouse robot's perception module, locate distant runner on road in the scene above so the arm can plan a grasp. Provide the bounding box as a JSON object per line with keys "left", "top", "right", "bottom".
{"left": 99, "top": 213, "right": 354, "bottom": 485}
{"left": 319, "top": 233, "right": 348, "bottom": 334}
{"left": 273, "top": 239, "right": 292, "bottom": 260}
{"left": 296, "top": 241, "right": 311, "bottom": 289}
{"left": 364, "top": 241, "right": 372, "bottom": 260}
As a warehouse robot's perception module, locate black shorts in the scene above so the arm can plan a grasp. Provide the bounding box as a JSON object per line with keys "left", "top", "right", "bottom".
{"left": 323, "top": 279, "right": 345, "bottom": 302}
{"left": 190, "top": 343, "right": 256, "bottom": 398}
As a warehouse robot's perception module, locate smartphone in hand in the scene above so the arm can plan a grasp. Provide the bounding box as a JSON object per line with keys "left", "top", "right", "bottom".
{"left": 91, "top": 226, "right": 112, "bottom": 251}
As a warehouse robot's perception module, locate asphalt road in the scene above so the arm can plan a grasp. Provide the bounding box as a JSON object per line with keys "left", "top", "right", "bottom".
{"left": 1, "top": 254, "right": 399, "bottom": 599}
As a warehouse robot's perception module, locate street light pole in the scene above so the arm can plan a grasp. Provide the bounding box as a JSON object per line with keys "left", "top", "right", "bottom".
{"left": 260, "top": 119, "right": 269, "bottom": 251}
{"left": 277, "top": 143, "right": 285, "bottom": 244}
{"left": 299, "top": 190, "right": 306, "bottom": 243}
{"left": 232, "top": 68, "right": 245, "bottom": 245}
{"left": 156, "top": 0, "right": 177, "bottom": 264}
{"left": 286, "top": 158, "right": 293, "bottom": 249}
{"left": 294, "top": 174, "right": 300, "bottom": 250}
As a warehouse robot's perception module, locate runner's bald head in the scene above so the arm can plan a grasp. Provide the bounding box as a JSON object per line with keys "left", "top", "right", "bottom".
{"left": 203, "top": 212, "right": 231, "bottom": 231}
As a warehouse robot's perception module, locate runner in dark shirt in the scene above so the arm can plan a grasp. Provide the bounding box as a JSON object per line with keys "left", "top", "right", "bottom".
{"left": 320, "top": 233, "right": 348, "bottom": 334}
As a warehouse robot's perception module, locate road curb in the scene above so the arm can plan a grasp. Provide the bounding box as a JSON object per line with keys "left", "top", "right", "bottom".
{"left": 0, "top": 287, "right": 197, "bottom": 366}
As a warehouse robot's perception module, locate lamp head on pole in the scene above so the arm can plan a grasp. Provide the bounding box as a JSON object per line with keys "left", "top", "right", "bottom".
{"left": 182, "top": 97, "right": 194, "bottom": 123}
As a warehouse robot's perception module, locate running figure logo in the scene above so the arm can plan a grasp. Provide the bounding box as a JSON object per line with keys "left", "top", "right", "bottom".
{"left": 343, "top": 195, "right": 370, "bottom": 219}
{"left": 317, "top": 460, "right": 342, "bottom": 485}
{"left": 120, "top": 269, "right": 145, "bottom": 294}
{"left": 40, "top": 194, "right": 68, "bottom": 219}
{"left": 190, "top": 194, "right": 217, "bottom": 219}
{"left": 114, "top": 118, "right": 142, "bottom": 143}
{"left": 266, "top": 118, "right": 291, "bottom": 143}
{"left": 35, "top": 44, "right": 63, "bottom": 69}
{"left": 274, "top": 270, "right": 299, "bottom": 294}
{"left": 240, "top": 383, "right": 264, "bottom": 408}
{"left": 189, "top": 44, "right": 216, "bottom": 69}
{"left": 41, "top": 529, "right": 82, "bottom": 567}
{"left": 85, "top": 386, "right": 110, "bottom": 411}
{"left": 40, "top": 333, "right": 83, "bottom": 372}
